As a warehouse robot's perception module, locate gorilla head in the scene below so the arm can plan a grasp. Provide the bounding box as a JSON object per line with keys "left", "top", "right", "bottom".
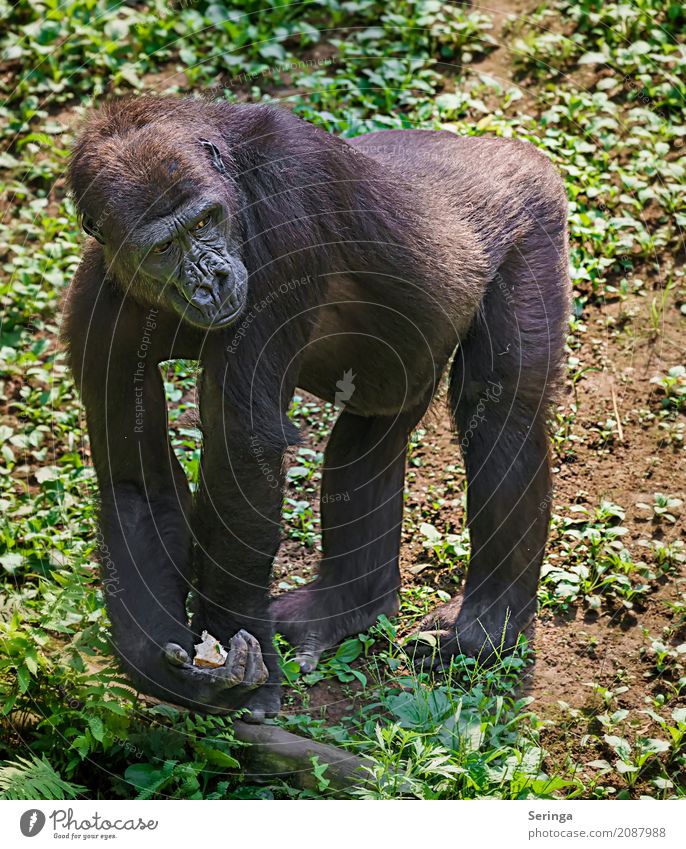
{"left": 69, "top": 112, "right": 248, "bottom": 329}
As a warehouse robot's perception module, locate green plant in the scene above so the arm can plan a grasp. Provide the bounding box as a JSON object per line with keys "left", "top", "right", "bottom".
{"left": 0, "top": 755, "right": 86, "bottom": 800}
{"left": 592, "top": 734, "right": 670, "bottom": 790}
{"left": 419, "top": 522, "right": 469, "bottom": 568}
{"left": 539, "top": 501, "right": 653, "bottom": 612}
{"left": 636, "top": 493, "right": 683, "bottom": 524}
{"left": 651, "top": 366, "right": 686, "bottom": 412}
{"left": 350, "top": 641, "right": 577, "bottom": 799}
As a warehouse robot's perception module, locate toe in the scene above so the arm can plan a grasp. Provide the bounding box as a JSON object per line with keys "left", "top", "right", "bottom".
{"left": 294, "top": 632, "right": 324, "bottom": 673}
{"left": 294, "top": 650, "right": 321, "bottom": 673}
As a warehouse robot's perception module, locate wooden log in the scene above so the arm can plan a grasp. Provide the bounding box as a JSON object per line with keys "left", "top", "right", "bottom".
{"left": 233, "top": 720, "right": 373, "bottom": 792}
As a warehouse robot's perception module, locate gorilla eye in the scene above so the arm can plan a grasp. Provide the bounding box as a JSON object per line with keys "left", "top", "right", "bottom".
{"left": 82, "top": 215, "right": 104, "bottom": 244}
{"left": 193, "top": 216, "right": 211, "bottom": 232}
{"left": 152, "top": 240, "right": 172, "bottom": 255}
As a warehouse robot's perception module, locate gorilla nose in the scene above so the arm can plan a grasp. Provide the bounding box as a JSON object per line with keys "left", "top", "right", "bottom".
{"left": 179, "top": 265, "right": 235, "bottom": 317}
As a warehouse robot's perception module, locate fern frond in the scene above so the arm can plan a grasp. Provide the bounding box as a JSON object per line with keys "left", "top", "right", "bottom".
{"left": 0, "top": 754, "right": 86, "bottom": 800}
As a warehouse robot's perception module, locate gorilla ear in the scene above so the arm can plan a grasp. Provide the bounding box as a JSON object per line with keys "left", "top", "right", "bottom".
{"left": 82, "top": 214, "right": 104, "bottom": 244}
{"left": 199, "top": 138, "right": 227, "bottom": 175}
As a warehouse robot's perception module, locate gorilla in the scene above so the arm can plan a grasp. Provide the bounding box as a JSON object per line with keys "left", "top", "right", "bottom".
{"left": 63, "top": 95, "right": 570, "bottom": 721}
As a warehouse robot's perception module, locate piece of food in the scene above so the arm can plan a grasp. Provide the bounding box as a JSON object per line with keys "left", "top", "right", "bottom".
{"left": 193, "top": 630, "right": 228, "bottom": 668}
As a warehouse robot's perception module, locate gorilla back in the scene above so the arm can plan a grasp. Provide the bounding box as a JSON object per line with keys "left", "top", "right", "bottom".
{"left": 64, "top": 96, "right": 570, "bottom": 720}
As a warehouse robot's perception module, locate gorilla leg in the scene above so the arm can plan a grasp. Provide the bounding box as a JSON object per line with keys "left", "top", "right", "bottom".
{"left": 418, "top": 231, "right": 569, "bottom": 664}
{"left": 272, "top": 410, "right": 418, "bottom": 671}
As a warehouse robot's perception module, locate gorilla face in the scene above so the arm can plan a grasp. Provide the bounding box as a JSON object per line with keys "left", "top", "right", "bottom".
{"left": 76, "top": 129, "right": 249, "bottom": 330}
{"left": 136, "top": 200, "right": 248, "bottom": 329}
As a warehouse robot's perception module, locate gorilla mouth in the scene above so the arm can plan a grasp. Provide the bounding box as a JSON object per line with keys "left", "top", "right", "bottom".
{"left": 170, "top": 283, "right": 247, "bottom": 329}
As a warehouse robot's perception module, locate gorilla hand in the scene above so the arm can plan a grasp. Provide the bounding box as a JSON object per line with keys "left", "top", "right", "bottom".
{"left": 160, "top": 630, "right": 270, "bottom": 715}
{"left": 165, "top": 629, "right": 267, "bottom": 684}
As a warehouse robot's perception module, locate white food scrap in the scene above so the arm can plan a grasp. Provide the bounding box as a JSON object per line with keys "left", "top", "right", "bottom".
{"left": 193, "top": 630, "right": 228, "bottom": 668}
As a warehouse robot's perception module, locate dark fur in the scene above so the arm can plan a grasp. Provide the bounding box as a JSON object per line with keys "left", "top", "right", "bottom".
{"left": 63, "top": 96, "right": 570, "bottom": 718}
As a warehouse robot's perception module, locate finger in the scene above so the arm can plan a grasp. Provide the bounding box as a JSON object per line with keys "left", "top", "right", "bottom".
{"left": 240, "top": 631, "right": 269, "bottom": 688}
{"left": 164, "top": 642, "right": 191, "bottom": 667}
{"left": 221, "top": 631, "right": 249, "bottom": 686}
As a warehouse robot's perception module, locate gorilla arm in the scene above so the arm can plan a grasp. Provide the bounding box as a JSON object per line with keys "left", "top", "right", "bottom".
{"left": 62, "top": 247, "right": 267, "bottom": 712}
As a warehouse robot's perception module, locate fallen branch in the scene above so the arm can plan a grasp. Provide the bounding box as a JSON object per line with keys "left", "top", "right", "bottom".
{"left": 233, "top": 720, "right": 373, "bottom": 792}
{"left": 138, "top": 693, "right": 373, "bottom": 793}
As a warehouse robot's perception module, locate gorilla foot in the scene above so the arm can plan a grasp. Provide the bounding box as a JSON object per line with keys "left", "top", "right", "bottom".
{"left": 408, "top": 597, "right": 532, "bottom": 670}
{"left": 271, "top": 582, "right": 399, "bottom": 673}
{"left": 162, "top": 629, "right": 268, "bottom": 710}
